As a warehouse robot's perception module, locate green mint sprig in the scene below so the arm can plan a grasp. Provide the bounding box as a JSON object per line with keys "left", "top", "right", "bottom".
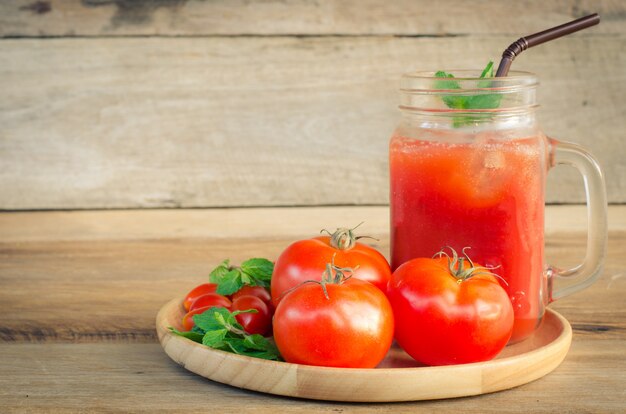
{"left": 434, "top": 61, "right": 503, "bottom": 127}
{"left": 209, "top": 258, "right": 274, "bottom": 296}
{"left": 170, "top": 307, "right": 282, "bottom": 361}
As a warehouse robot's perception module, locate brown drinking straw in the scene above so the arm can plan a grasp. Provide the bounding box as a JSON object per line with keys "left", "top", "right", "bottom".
{"left": 495, "top": 13, "right": 600, "bottom": 77}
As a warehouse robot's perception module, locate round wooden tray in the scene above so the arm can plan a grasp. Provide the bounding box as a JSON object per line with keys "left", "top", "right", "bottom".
{"left": 156, "top": 297, "right": 571, "bottom": 402}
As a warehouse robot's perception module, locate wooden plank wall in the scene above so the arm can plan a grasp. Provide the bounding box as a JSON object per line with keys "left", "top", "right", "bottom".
{"left": 0, "top": 0, "right": 624, "bottom": 209}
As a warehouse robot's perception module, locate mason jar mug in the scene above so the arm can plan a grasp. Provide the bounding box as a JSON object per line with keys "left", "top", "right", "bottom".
{"left": 389, "top": 71, "right": 608, "bottom": 343}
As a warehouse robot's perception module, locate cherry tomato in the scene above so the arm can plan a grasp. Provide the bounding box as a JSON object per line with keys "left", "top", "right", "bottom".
{"left": 182, "top": 306, "right": 215, "bottom": 331}
{"left": 231, "top": 286, "right": 272, "bottom": 310}
{"left": 231, "top": 295, "right": 272, "bottom": 336}
{"left": 183, "top": 283, "right": 218, "bottom": 311}
{"left": 189, "top": 293, "right": 232, "bottom": 311}
{"left": 271, "top": 227, "right": 391, "bottom": 306}
{"left": 273, "top": 277, "right": 394, "bottom": 368}
{"left": 387, "top": 248, "right": 514, "bottom": 366}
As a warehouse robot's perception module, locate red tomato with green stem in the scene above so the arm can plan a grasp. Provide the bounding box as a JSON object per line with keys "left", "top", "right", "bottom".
{"left": 231, "top": 295, "right": 272, "bottom": 336}
{"left": 189, "top": 293, "right": 232, "bottom": 312}
{"left": 183, "top": 283, "right": 218, "bottom": 311}
{"left": 271, "top": 225, "right": 391, "bottom": 306}
{"left": 273, "top": 262, "right": 394, "bottom": 368}
{"left": 387, "top": 247, "right": 514, "bottom": 366}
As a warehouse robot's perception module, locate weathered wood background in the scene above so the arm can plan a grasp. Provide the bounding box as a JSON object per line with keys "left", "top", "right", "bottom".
{"left": 0, "top": 0, "right": 624, "bottom": 209}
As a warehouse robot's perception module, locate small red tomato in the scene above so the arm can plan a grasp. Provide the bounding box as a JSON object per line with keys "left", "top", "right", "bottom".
{"left": 231, "top": 286, "right": 272, "bottom": 309}
{"left": 189, "top": 293, "right": 232, "bottom": 311}
{"left": 182, "top": 306, "right": 214, "bottom": 331}
{"left": 183, "top": 283, "right": 218, "bottom": 311}
{"left": 271, "top": 226, "right": 391, "bottom": 307}
{"left": 273, "top": 266, "right": 394, "bottom": 368}
{"left": 231, "top": 295, "right": 272, "bottom": 336}
{"left": 387, "top": 247, "right": 514, "bottom": 366}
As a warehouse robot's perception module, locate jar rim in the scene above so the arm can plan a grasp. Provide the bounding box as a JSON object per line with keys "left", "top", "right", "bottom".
{"left": 402, "top": 69, "right": 537, "bottom": 81}
{"left": 400, "top": 70, "right": 538, "bottom": 94}
{"left": 398, "top": 69, "right": 538, "bottom": 124}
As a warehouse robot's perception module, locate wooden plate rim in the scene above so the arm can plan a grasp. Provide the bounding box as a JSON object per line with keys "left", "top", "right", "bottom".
{"left": 156, "top": 297, "right": 572, "bottom": 400}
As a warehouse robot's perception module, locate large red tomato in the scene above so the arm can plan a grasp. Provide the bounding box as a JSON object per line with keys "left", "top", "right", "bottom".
{"left": 387, "top": 248, "right": 514, "bottom": 366}
{"left": 271, "top": 227, "right": 391, "bottom": 306}
{"left": 273, "top": 272, "right": 394, "bottom": 368}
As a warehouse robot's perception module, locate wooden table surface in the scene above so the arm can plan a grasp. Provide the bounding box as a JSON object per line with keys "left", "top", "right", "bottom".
{"left": 1, "top": 206, "right": 624, "bottom": 413}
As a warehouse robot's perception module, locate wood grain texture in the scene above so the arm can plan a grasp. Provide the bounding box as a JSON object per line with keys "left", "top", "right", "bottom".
{"left": 156, "top": 298, "right": 571, "bottom": 402}
{"left": 0, "top": 339, "right": 623, "bottom": 413}
{"left": 0, "top": 206, "right": 624, "bottom": 343}
{"left": 0, "top": 206, "right": 624, "bottom": 411}
{"left": 1, "top": 0, "right": 624, "bottom": 37}
{"left": 5, "top": 205, "right": 624, "bottom": 243}
{"left": 1, "top": 35, "right": 624, "bottom": 209}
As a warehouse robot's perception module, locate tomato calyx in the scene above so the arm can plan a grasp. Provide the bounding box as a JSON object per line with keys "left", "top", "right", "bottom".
{"left": 321, "top": 222, "right": 378, "bottom": 250}
{"left": 318, "top": 260, "right": 356, "bottom": 300}
{"left": 434, "top": 246, "right": 507, "bottom": 285}
{"left": 277, "top": 257, "right": 357, "bottom": 302}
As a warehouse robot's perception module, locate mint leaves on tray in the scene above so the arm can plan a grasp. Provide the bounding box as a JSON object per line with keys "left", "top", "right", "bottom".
{"left": 170, "top": 307, "right": 282, "bottom": 361}
{"left": 209, "top": 258, "right": 274, "bottom": 296}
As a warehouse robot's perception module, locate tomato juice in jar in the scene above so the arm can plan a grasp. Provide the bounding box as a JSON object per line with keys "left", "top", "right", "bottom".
{"left": 390, "top": 131, "right": 547, "bottom": 342}
{"left": 389, "top": 70, "right": 607, "bottom": 343}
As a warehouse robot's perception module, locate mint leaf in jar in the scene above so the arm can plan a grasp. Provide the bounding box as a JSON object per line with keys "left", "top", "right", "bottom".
{"left": 435, "top": 61, "right": 503, "bottom": 126}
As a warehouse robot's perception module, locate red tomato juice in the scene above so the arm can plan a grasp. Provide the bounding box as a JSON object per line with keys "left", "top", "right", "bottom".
{"left": 390, "top": 133, "right": 548, "bottom": 343}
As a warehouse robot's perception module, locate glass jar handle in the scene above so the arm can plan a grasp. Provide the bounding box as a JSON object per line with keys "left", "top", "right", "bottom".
{"left": 547, "top": 139, "right": 608, "bottom": 302}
